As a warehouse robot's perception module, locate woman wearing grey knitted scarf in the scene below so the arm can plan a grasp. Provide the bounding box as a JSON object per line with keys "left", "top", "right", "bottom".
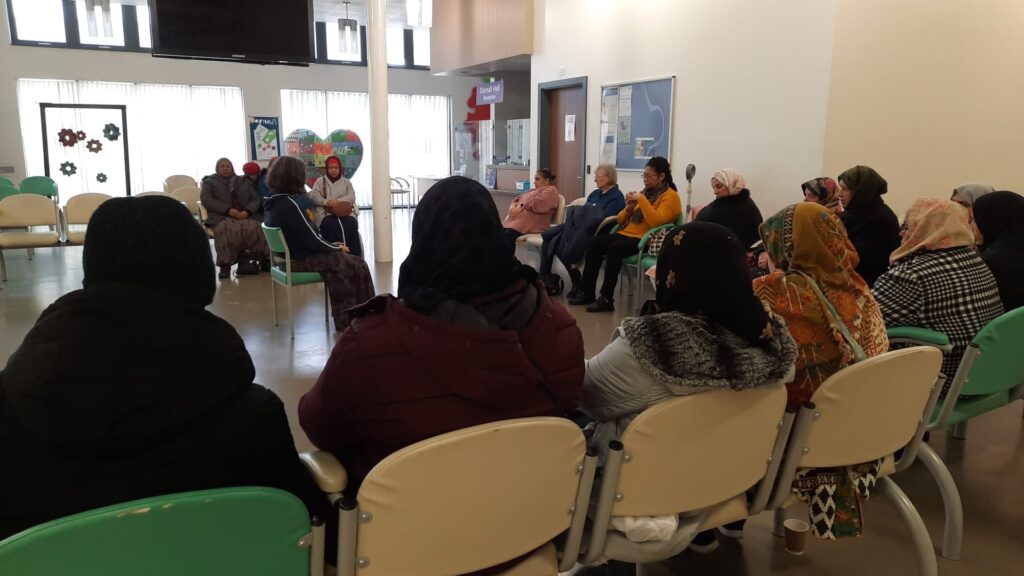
{"left": 582, "top": 222, "right": 797, "bottom": 459}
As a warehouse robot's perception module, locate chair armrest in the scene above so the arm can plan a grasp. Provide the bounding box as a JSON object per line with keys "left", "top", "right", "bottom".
{"left": 887, "top": 327, "right": 954, "bottom": 352}
{"left": 637, "top": 223, "right": 674, "bottom": 251}
{"left": 299, "top": 450, "right": 348, "bottom": 494}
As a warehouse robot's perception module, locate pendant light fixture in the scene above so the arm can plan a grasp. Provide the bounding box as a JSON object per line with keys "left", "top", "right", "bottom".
{"left": 338, "top": 2, "right": 359, "bottom": 55}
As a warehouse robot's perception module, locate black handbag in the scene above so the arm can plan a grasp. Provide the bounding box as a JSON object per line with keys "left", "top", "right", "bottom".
{"left": 236, "top": 250, "right": 262, "bottom": 275}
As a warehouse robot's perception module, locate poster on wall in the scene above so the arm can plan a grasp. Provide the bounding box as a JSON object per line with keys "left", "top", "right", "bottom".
{"left": 248, "top": 116, "right": 281, "bottom": 161}
{"left": 599, "top": 77, "right": 675, "bottom": 171}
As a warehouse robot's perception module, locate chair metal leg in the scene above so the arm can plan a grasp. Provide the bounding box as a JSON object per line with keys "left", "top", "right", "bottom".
{"left": 27, "top": 247, "right": 34, "bottom": 260}
{"left": 917, "top": 443, "right": 963, "bottom": 560}
{"left": 324, "top": 283, "right": 330, "bottom": 329}
{"left": 310, "top": 517, "right": 326, "bottom": 576}
{"left": 877, "top": 477, "right": 938, "bottom": 576}
{"left": 288, "top": 286, "right": 295, "bottom": 340}
{"left": 270, "top": 280, "right": 279, "bottom": 327}
{"left": 949, "top": 421, "right": 968, "bottom": 440}
{"left": 0, "top": 249, "right": 6, "bottom": 282}
{"left": 337, "top": 500, "right": 359, "bottom": 576}
{"left": 773, "top": 508, "right": 786, "bottom": 537}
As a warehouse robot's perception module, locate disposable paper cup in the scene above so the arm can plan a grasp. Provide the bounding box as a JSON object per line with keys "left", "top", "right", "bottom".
{"left": 783, "top": 518, "right": 809, "bottom": 555}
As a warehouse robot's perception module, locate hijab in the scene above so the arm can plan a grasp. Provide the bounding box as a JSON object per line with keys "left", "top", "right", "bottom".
{"left": 214, "top": 158, "right": 235, "bottom": 182}
{"left": 755, "top": 202, "right": 889, "bottom": 406}
{"left": 889, "top": 197, "right": 974, "bottom": 264}
{"left": 652, "top": 222, "right": 772, "bottom": 344}
{"left": 952, "top": 182, "right": 995, "bottom": 206}
{"left": 712, "top": 169, "right": 747, "bottom": 196}
{"left": 838, "top": 165, "right": 887, "bottom": 212}
{"left": 802, "top": 177, "right": 840, "bottom": 211}
{"left": 324, "top": 156, "right": 343, "bottom": 183}
{"left": 974, "top": 190, "right": 1024, "bottom": 246}
{"left": 398, "top": 176, "right": 534, "bottom": 314}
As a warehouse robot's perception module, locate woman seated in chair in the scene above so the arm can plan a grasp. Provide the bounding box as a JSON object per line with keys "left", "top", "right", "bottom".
{"left": 0, "top": 196, "right": 323, "bottom": 540}
{"left": 949, "top": 182, "right": 995, "bottom": 221}
{"left": 312, "top": 155, "right": 363, "bottom": 257}
{"left": 754, "top": 202, "right": 890, "bottom": 408}
{"left": 263, "top": 157, "right": 375, "bottom": 333}
{"left": 299, "top": 176, "right": 585, "bottom": 493}
{"left": 501, "top": 168, "right": 561, "bottom": 245}
{"left": 569, "top": 156, "right": 682, "bottom": 313}
{"left": 973, "top": 190, "right": 1024, "bottom": 311}
{"left": 873, "top": 197, "right": 1004, "bottom": 385}
{"left": 200, "top": 157, "right": 271, "bottom": 279}
{"left": 694, "top": 169, "right": 763, "bottom": 249}
{"left": 836, "top": 165, "right": 901, "bottom": 286}
{"left": 582, "top": 222, "right": 796, "bottom": 548}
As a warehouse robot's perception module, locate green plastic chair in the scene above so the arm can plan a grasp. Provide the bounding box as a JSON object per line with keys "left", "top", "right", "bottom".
{"left": 0, "top": 185, "right": 20, "bottom": 201}
{"left": 19, "top": 176, "right": 59, "bottom": 204}
{"left": 885, "top": 307, "right": 1024, "bottom": 561}
{"left": 0, "top": 176, "right": 14, "bottom": 188}
{"left": 0, "top": 487, "right": 324, "bottom": 576}
{"left": 262, "top": 225, "right": 330, "bottom": 340}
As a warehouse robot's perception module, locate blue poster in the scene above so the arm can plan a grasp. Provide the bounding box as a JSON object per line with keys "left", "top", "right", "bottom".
{"left": 248, "top": 116, "right": 281, "bottom": 161}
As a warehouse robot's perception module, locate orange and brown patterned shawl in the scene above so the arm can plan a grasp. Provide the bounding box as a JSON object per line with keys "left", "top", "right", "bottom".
{"left": 753, "top": 203, "right": 889, "bottom": 406}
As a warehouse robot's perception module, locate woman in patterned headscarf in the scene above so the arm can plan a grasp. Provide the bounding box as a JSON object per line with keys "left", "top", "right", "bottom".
{"left": 873, "top": 197, "right": 1003, "bottom": 385}
{"left": 801, "top": 177, "right": 842, "bottom": 214}
{"left": 754, "top": 202, "right": 889, "bottom": 407}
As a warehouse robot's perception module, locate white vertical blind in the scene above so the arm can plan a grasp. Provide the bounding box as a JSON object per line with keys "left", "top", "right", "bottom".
{"left": 281, "top": 89, "right": 450, "bottom": 207}
{"left": 17, "top": 78, "right": 246, "bottom": 199}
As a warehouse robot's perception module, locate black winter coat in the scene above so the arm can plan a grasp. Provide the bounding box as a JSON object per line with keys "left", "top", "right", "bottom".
{"left": 263, "top": 193, "right": 340, "bottom": 261}
{"left": 981, "top": 226, "right": 1024, "bottom": 311}
{"left": 841, "top": 197, "right": 901, "bottom": 287}
{"left": 0, "top": 284, "right": 323, "bottom": 539}
{"left": 695, "top": 190, "right": 764, "bottom": 249}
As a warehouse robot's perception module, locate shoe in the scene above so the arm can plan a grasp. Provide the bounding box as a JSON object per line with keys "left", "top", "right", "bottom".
{"left": 718, "top": 524, "right": 744, "bottom": 540}
{"left": 688, "top": 530, "right": 719, "bottom": 553}
{"left": 260, "top": 258, "right": 272, "bottom": 272}
{"left": 567, "top": 267, "right": 582, "bottom": 287}
{"left": 586, "top": 295, "right": 615, "bottom": 313}
{"left": 567, "top": 292, "right": 595, "bottom": 306}
{"left": 218, "top": 265, "right": 231, "bottom": 279}
{"left": 566, "top": 286, "right": 581, "bottom": 300}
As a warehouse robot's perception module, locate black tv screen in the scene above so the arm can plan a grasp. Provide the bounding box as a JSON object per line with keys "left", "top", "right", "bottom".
{"left": 150, "top": 0, "right": 314, "bottom": 66}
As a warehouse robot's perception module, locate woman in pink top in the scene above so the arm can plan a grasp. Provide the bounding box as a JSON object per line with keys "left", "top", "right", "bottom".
{"left": 502, "top": 169, "right": 561, "bottom": 245}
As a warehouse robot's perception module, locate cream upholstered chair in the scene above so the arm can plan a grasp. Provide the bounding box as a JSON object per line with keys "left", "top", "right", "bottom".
{"left": 516, "top": 193, "right": 567, "bottom": 253}
{"left": 579, "top": 384, "right": 791, "bottom": 566}
{"left": 62, "top": 193, "right": 112, "bottom": 245}
{"left": 169, "top": 185, "right": 202, "bottom": 217}
{"left": 163, "top": 174, "right": 197, "bottom": 193}
{"left": 196, "top": 202, "right": 215, "bottom": 238}
{"left": 300, "top": 417, "right": 597, "bottom": 576}
{"left": 0, "top": 193, "right": 61, "bottom": 282}
{"left": 769, "top": 347, "right": 944, "bottom": 576}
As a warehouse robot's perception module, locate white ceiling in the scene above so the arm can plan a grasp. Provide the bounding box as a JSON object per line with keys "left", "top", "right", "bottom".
{"left": 311, "top": 0, "right": 428, "bottom": 27}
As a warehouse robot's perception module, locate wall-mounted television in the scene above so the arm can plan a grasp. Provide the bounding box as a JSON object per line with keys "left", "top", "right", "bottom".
{"left": 150, "top": 0, "right": 315, "bottom": 66}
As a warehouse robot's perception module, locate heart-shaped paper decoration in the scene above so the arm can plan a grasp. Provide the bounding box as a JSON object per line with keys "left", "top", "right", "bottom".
{"left": 284, "top": 128, "right": 364, "bottom": 183}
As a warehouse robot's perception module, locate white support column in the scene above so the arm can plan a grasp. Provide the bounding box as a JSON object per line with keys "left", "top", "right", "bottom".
{"left": 367, "top": 0, "right": 392, "bottom": 262}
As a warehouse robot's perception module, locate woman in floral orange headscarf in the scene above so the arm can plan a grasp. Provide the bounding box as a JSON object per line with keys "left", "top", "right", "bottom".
{"left": 753, "top": 202, "right": 889, "bottom": 406}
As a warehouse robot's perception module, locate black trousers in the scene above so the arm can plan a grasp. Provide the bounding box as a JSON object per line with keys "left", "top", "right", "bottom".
{"left": 580, "top": 233, "right": 640, "bottom": 298}
{"left": 319, "top": 215, "right": 363, "bottom": 258}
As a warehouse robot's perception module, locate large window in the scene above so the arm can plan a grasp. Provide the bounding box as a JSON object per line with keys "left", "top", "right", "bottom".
{"left": 75, "top": 0, "right": 125, "bottom": 47}
{"left": 281, "top": 89, "right": 450, "bottom": 207}
{"left": 8, "top": 0, "right": 66, "bottom": 43}
{"left": 17, "top": 79, "right": 246, "bottom": 198}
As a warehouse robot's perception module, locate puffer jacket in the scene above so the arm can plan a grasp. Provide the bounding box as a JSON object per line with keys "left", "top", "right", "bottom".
{"left": 200, "top": 174, "right": 263, "bottom": 226}
{"left": 0, "top": 284, "right": 324, "bottom": 539}
{"left": 299, "top": 281, "right": 585, "bottom": 492}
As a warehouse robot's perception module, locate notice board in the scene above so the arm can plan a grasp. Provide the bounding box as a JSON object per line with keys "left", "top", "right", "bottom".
{"left": 599, "top": 77, "right": 674, "bottom": 171}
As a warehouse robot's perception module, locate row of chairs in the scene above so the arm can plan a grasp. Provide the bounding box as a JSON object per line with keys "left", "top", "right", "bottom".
{"left": 0, "top": 175, "right": 60, "bottom": 204}
{"left": 0, "top": 346, "right": 954, "bottom": 575}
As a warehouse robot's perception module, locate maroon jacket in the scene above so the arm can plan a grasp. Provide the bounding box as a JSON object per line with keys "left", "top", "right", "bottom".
{"left": 298, "top": 283, "right": 584, "bottom": 491}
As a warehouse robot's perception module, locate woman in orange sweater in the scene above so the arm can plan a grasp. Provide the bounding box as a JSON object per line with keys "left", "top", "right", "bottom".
{"left": 569, "top": 156, "right": 682, "bottom": 312}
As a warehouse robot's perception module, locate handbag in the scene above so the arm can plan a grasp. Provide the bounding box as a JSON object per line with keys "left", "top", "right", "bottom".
{"left": 331, "top": 201, "right": 354, "bottom": 218}
{"left": 236, "top": 250, "right": 262, "bottom": 276}
{"left": 646, "top": 227, "right": 672, "bottom": 257}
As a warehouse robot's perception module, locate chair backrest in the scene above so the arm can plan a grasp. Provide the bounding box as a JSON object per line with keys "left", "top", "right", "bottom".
{"left": 800, "top": 347, "right": 942, "bottom": 468}
{"left": 137, "top": 191, "right": 172, "bottom": 198}
{"left": 18, "top": 176, "right": 57, "bottom": 198}
{"left": 551, "top": 193, "right": 567, "bottom": 225}
{"left": 169, "top": 185, "right": 202, "bottom": 213}
{"left": 262, "top": 225, "right": 289, "bottom": 259}
{"left": 0, "top": 176, "right": 14, "bottom": 188}
{"left": 610, "top": 385, "right": 787, "bottom": 516}
{"left": 568, "top": 197, "right": 587, "bottom": 208}
{"left": 353, "top": 417, "right": 587, "bottom": 575}
{"left": 961, "top": 307, "right": 1024, "bottom": 396}
{"left": 163, "top": 174, "right": 197, "bottom": 193}
{"left": 0, "top": 487, "right": 314, "bottom": 576}
{"left": 0, "top": 185, "right": 19, "bottom": 201}
{"left": 65, "top": 193, "right": 113, "bottom": 226}
{"left": 0, "top": 194, "right": 59, "bottom": 227}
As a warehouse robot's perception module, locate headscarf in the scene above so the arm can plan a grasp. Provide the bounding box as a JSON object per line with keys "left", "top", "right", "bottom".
{"left": 802, "top": 177, "right": 840, "bottom": 211}
{"left": 837, "top": 165, "right": 887, "bottom": 212}
{"left": 952, "top": 182, "right": 995, "bottom": 206}
{"left": 398, "top": 176, "right": 534, "bottom": 314}
{"left": 711, "top": 169, "right": 747, "bottom": 196}
{"left": 214, "top": 158, "right": 235, "bottom": 180}
{"left": 324, "top": 156, "right": 343, "bottom": 183}
{"left": 213, "top": 158, "right": 243, "bottom": 210}
{"left": 653, "top": 222, "right": 772, "bottom": 344}
{"left": 889, "top": 197, "right": 974, "bottom": 264}
{"left": 972, "top": 190, "right": 1024, "bottom": 246}
{"left": 754, "top": 202, "right": 889, "bottom": 406}
{"left": 242, "top": 162, "right": 260, "bottom": 176}
{"left": 83, "top": 196, "right": 216, "bottom": 307}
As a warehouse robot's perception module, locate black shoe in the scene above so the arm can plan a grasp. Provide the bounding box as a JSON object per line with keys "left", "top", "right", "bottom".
{"left": 566, "top": 286, "right": 581, "bottom": 300}
{"left": 567, "top": 267, "right": 582, "bottom": 287}
{"left": 586, "top": 295, "right": 615, "bottom": 313}
{"left": 218, "top": 265, "right": 231, "bottom": 279}
{"left": 567, "top": 292, "right": 595, "bottom": 306}
{"left": 260, "top": 258, "right": 272, "bottom": 272}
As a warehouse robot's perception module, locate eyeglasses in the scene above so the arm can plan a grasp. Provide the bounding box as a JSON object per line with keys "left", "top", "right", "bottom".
{"left": 641, "top": 171, "right": 658, "bottom": 179}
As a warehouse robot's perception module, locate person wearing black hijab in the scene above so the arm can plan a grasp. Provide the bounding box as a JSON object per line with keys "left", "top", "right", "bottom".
{"left": 837, "top": 165, "right": 901, "bottom": 286}
{"left": 973, "top": 190, "right": 1024, "bottom": 310}
{"left": 299, "top": 176, "right": 585, "bottom": 494}
{"left": 0, "top": 196, "right": 323, "bottom": 540}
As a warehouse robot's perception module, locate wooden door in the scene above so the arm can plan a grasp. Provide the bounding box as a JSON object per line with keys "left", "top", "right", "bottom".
{"left": 544, "top": 85, "right": 586, "bottom": 200}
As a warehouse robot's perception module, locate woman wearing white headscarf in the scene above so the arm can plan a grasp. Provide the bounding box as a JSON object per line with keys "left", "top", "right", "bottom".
{"left": 694, "top": 169, "right": 763, "bottom": 248}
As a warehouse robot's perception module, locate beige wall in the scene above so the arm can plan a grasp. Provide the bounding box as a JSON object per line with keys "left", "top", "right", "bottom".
{"left": 823, "top": 0, "right": 1024, "bottom": 216}
{"left": 531, "top": 0, "right": 840, "bottom": 217}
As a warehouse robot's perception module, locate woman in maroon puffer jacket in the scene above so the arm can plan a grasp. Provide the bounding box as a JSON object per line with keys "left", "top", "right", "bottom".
{"left": 299, "top": 176, "right": 585, "bottom": 492}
